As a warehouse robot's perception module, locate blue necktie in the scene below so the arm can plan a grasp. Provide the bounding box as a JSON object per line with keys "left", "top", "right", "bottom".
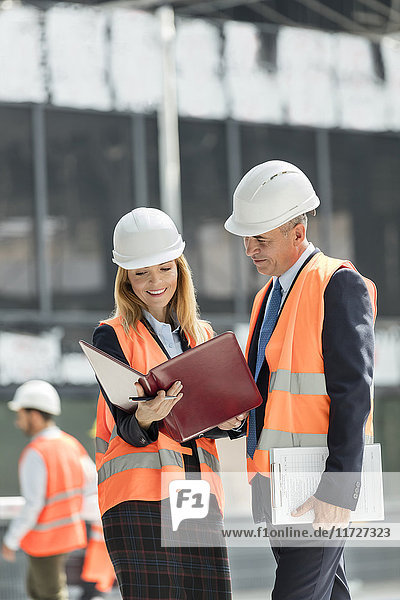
{"left": 247, "top": 277, "right": 282, "bottom": 459}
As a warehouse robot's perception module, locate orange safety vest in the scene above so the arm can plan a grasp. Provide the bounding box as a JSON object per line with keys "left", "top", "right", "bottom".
{"left": 20, "top": 431, "right": 87, "bottom": 557}
{"left": 245, "top": 252, "right": 377, "bottom": 482}
{"left": 81, "top": 523, "right": 115, "bottom": 593}
{"left": 96, "top": 316, "right": 224, "bottom": 516}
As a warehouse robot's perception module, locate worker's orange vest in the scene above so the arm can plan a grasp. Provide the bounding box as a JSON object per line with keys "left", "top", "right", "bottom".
{"left": 96, "top": 316, "right": 224, "bottom": 516}
{"left": 81, "top": 523, "right": 115, "bottom": 593}
{"left": 245, "top": 253, "right": 377, "bottom": 482}
{"left": 20, "top": 432, "right": 87, "bottom": 557}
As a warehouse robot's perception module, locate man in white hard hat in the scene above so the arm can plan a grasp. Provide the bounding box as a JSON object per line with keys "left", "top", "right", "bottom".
{"left": 225, "top": 160, "right": 376, "bottom": 599}
{"left": 2, "top": 380, "right": 98, "bottom": 600}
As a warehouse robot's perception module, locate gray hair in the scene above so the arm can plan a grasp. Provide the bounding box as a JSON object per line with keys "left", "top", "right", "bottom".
{"left": 279, "top": 213, "right": 308, "bottom": 237}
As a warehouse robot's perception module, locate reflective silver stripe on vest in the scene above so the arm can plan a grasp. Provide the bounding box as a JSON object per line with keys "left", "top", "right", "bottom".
{"left": 109, "top": 425, "right": 119, "bottom": 443}
{"left": 159, "top": 449, "right": 183, "bottom": 469}
{"left": 269, "top": 369, "right": 327, "bottom": 396}
{"left": 97, "top": 449, "right": 183, "bottom": 485}
{"left": 96, "top": 437, "right": 109, "bottom": 454}
{"left": 197, "top": 448, "right": 220, "bottom": 473}
{"left": 33, "top": 513, "right": 82, "bottom": 532}
{"left": 254, "top": 429, "right": 374, "bottom": 455}
{"left": 45, "top": 487, "right": 84, "bottom": 505}
{"left": 96, "top": 426, "right": 117, "bottom": 455}
{"left": 256, "top": 429, "right": 327, "bottom": 453}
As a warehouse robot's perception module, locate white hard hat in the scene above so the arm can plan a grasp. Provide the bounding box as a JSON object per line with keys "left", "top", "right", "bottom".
{"left": 112, "top": 207, "right": 185, "bottom": 270}
{"left": 224, "top": 160, "right": 320, "bottom": 236}
{"left": 8, "top": 380, "right": 61, "bottom": 416}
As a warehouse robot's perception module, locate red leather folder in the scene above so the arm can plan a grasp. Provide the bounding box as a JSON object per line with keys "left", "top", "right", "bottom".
{"left": 138, "top": 332, "right": 262, "bottom": 442}
{"left": 80, "top": 332, "right": 262, "bottom": 443}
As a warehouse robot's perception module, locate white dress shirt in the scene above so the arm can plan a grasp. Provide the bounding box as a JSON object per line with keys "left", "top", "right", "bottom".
{"left": 143, "top": 310, "right": 183, "bottom": 358}
{"left": 265, "top": 243, "right": 315, "bottom": 313}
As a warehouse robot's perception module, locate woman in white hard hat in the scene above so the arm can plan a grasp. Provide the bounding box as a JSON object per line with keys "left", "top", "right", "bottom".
{"left": 93, "top": 207, "right": 245, "bottom": 600}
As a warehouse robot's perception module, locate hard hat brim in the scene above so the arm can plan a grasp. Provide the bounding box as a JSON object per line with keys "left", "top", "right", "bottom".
{"left": 7, "top": 399, "right": 61, "bottom": 415}
{"left": 224, "top": 195, "right": 320, "bottom": 237}
{"left": 112, "top": 241, "right": 185, "bottom": 270}
{"left": 8, "top": 380, "right": 61, "bottom": 415}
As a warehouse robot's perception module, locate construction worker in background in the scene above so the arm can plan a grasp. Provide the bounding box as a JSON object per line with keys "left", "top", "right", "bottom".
{"left": 1, "top": 380, "right": 97, "bottom": 600}
{"left": 224, "top": 160, "right": 376, "bottom": 599}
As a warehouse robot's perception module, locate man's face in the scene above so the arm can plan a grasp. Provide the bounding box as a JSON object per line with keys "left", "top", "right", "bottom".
{"left": 15, "top": 409, "right": 35, "bottom": 437}
{"left": 243, "top": 225, "right": 301, "bottom": 277}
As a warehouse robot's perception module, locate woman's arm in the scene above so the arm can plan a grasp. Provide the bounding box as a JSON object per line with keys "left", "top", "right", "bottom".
{"left": 93, "top": 324, "right": 159, "bottom": 447}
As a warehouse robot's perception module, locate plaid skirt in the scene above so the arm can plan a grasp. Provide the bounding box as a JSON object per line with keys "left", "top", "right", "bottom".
{"left": 102, "top": 497, "right": 232, "bottom": 600}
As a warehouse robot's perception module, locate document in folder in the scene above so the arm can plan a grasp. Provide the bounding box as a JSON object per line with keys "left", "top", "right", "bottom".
{"left": 269, "top": 444, "right": 384, "bottom": 524}
{"left": 80, "top": 332, "right": 262, "bottom": 442}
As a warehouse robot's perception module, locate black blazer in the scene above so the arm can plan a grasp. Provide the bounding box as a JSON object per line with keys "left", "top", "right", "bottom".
{"left": 248, "top": 250, "right": 375, "bottom": 513}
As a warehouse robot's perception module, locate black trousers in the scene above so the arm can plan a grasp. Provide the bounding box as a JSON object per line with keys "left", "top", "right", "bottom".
{"left": 252, "top": 475, "right": 351, "bottom": 600}
{"left": 269, "top": 536, "right": 350, "bottom": 600}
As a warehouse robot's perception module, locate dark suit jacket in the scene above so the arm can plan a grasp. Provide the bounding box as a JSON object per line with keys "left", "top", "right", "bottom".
{"left": 249, "top": 249, "right": 375, "bottom": 520}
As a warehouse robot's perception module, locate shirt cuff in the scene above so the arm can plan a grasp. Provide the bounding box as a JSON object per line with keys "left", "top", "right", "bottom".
{"left": 228, "top": 420, "right": 247, "bottom": 439}
{"left": 118, "top": 413, "right": 159, "bottom": 446}
{"left": 133, "top": 420, "right": 159, "bottom": 446}
{"left": 145, "top": 422, "right": 159, "bottom": 443}
{"left": 3, "top": 531, "right": 19, "bottom": 551}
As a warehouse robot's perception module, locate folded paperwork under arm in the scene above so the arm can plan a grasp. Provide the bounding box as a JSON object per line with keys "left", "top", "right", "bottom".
{"left": 269, "top": 444, "right": 384, "bottom": 524}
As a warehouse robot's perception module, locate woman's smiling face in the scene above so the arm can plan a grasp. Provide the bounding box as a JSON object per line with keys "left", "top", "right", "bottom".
{"left": 127, "top": 260, "right": 178, "bottom": 322}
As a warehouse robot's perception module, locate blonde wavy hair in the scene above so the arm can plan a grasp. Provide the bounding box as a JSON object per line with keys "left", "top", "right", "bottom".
{"left": 111, "top": 255, "right": 212, "bottom": 345}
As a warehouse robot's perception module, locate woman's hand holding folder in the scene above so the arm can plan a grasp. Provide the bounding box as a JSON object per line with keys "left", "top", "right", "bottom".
{"left": 134, "top": 376, "right": 248, "bottom": 433}
{"left": 134, "top": 380, "right": 183, "bottom": 430}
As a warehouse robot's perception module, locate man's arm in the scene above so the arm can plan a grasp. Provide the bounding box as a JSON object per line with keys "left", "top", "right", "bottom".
{"left": 315, "top": 267, "right": 375, "bottom": 509}
{"left": 294, "top": 268, "right": 374, "bottom": 527}
{"left": 2, "top": 449, "right": 47, "bottom": 559}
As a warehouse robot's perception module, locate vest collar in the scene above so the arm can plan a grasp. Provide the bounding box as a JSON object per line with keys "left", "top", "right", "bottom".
{"left": 279, "top": 242, "right": 315, "bottom": 296}
{"left": 248, "top": 248, "right": 321, "bottom": 371}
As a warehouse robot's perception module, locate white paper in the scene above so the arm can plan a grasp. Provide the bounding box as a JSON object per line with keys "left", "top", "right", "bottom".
{"left": 270, "top": 444, "right": 384, "bottom": 524}
{"left": 79, "top": 341, "right": 144, "bottom": 409}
